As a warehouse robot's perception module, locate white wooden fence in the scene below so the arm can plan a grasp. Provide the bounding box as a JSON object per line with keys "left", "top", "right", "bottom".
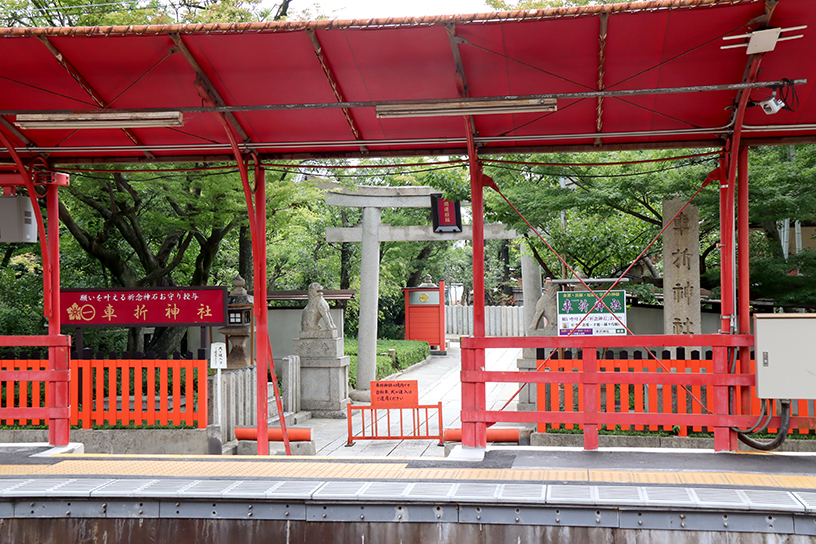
{"left": 208, "top": 355, "right": 299, "bottom": 444}
{"left": 446, "top": 305, "right": 525, "bottom": 336}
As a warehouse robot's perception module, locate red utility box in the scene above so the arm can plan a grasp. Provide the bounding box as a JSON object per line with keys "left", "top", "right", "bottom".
{"left": 403, "top": 280, "right": 445, "bottom": 351}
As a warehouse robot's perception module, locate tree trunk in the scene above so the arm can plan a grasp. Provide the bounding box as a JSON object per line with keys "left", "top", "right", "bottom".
{"left": 238, "top": 225, "right": 253, "bottom": 291}
{"left": 340, "top": 210, "right": 351, "bottom": 290}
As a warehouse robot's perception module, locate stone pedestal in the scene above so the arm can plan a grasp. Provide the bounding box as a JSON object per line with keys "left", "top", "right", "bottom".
{"left": 293, "top": 330, "right": 350, "bottom": 418}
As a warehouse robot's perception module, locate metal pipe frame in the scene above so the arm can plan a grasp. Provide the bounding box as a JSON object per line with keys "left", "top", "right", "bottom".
{"left": 0, "top": 135, "right": 70, "bottom": 446}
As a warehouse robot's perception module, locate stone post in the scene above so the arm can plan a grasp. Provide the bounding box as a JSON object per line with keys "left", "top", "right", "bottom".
{"left": 516, "top": 242, "right": 542, "bottom": 411}
{"left": 663, "top": 198, "right": 701, "bottom": 338}
{"left": 355, "top": 206, "right": 381, "bottom": 400}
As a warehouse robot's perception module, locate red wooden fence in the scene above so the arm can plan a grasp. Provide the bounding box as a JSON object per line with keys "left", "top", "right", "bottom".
{"left": 536, "top": 352, "right": 814, "bottom": 437}
{"left": 0, "top": 358, "right": 208, "bottom": 429}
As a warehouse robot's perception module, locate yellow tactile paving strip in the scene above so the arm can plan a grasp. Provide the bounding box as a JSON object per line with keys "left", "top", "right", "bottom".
{"left": 3, "top": 457, "right": 816, "bottom": 491}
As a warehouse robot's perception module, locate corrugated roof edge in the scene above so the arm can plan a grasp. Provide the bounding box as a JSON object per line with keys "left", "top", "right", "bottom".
{"left": 0, "top": 0, "right": 758, "bottom": 37}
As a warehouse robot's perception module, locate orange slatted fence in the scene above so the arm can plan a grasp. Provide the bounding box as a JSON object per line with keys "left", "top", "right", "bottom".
{"left": 347, "top": 402, "right": 444, "bottom": 445}
{"left": 536, "top": 351, "right": 815, "bottom": 436}
{"left": 0, "top": 357, "right": 208, "bottom": 429}
{"left": 0, "top": 359, "right": 49, "bottom": 426}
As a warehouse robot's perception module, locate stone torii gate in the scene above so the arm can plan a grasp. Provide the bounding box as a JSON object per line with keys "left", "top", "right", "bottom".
{"left": 325, "top": 185, "right": 517, "bottom": 400}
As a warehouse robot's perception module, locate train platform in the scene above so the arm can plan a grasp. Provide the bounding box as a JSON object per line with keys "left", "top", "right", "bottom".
{"left": 2, "top": 345, "right": 816, "bottom": 541}
{"left": 0, "top": 443, "right": 815, "bottom": 540}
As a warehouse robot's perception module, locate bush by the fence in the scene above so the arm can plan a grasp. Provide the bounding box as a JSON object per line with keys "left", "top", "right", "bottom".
{"left": 345, "top": 338, "right": 430, "bottom": 389}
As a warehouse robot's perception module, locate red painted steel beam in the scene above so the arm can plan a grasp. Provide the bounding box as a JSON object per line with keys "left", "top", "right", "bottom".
{"left": 170, "top": 33, "right": 250, "bottom": 144}
{"left": 36, "top": 36, "right": 155, "bottom": 159}
{"left": 461, "top": 370, "right": 756, "bottom": 387}
{"left": 461, "top": 410, "right": 761, "bottom": 427}
{"left": 460, "top": 334, "right": 754, "bottom": 349}
{"left": 737, "top": 146, "right": 752, "bottom": 417}
{"left": 0, "top": 407, "right": 70, "bottom": 419}
{"left": 0, "top": 370, "right": 69, "bottom": 382}
{"left": 0, "top": 335, "right": 70, "bottom": 347}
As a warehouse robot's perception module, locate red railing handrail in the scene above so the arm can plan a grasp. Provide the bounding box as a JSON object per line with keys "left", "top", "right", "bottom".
{"left": 461, "top": 334, "right": 754, "bottom": 349}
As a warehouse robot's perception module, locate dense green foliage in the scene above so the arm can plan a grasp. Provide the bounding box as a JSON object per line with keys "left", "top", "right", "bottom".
{"left": 344, "top": 338, "right": 431, "bottom": 389}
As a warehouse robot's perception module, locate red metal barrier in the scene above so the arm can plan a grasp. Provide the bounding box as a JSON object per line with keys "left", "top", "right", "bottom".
{"left": 537, "top": 354, "right": 815, "bottom": 437}
{"left": 461, "top": 334, "right": 758, "bottom": 452}
{"left": 347, "top": 402, "right": 444, "bottom": 445}
{"left": 0, "top": 335, "right": 71, "bottom": 444}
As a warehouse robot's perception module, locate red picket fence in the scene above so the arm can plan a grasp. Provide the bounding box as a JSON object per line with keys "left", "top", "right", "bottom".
{"left": 0, "top": 358, "right": 208, "bottom": 429}
{"left": 536, "top": 350, "right": 815, "bottom": 437}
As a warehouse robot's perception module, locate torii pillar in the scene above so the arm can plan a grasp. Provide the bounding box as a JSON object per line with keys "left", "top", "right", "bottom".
{"left": 326, "top": 185, "right": 517, "bottom": 401}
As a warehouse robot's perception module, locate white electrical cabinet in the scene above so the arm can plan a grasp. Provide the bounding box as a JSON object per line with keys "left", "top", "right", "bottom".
{"left": 754, "top": 314, "right": 816, "bottom": 400}
{"left": 0, "top": 196, "right": 37, "bottom": 243}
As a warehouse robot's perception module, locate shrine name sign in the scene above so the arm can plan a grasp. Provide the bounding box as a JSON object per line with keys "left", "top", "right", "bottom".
{"left": 60, "top": 287, "right": 228, "bottom": 327}
{"left": 371, "top": 380, "right": 419, "bottom": 408}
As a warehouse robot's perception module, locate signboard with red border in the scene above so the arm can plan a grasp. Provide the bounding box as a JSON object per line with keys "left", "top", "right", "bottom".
{"left": 60, "top": 287, "right": 228, "bottom": 327}
{"left": 371, "top": 380, "right": 419, "bottom": 408}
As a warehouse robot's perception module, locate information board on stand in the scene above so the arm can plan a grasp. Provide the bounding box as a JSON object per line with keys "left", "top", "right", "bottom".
{"left": 557, "top": 290, "right": 627, "bottom": 336}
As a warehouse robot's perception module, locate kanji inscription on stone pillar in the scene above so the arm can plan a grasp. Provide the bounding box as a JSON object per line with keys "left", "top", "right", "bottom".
{"left": 663, "top": 198, "right": 701, "bottom": 336}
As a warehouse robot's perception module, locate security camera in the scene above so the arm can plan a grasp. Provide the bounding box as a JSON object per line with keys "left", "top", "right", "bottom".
{"left": 759, "top": 96, "right": 786, "bottom": 115}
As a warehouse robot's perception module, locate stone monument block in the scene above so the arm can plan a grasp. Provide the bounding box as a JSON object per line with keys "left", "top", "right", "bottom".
{"left": 663, "top": 198, "right": 702, "bottom": 336}
{"left": 292, "top": 337, "right": 343, "bottom": 359}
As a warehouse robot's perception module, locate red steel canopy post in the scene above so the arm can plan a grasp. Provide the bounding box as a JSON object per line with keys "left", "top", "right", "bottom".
{"left": 737, "top": 147, "right": 752, "bottom": 418}
{"left": 463, "top": 117, "right": 487, "bottom": 449}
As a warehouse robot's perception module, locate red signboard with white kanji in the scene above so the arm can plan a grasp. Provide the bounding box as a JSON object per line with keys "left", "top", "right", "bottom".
{"left": 60, "top": 287, "right": 228, "bottom": 327}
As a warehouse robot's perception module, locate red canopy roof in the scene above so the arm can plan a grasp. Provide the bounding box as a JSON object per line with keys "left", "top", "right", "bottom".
{"left": 0, "top": 0, "right": 814, "bottom": 164}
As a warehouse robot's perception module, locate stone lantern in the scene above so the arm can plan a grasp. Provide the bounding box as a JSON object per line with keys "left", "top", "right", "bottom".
{"left": 218, "top": 276, "right": 254, "bottom": 369}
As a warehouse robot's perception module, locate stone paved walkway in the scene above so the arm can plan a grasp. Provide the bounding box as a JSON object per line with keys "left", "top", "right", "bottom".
{"left": 307, "top": 340, "right": 522, "bottom": 458}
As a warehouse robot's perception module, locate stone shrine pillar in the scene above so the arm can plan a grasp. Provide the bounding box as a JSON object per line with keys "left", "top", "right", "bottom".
{"left": 663, "top": 198, "right": 701, "bottom": 336}
{"left": 293, "top": 283, "right": 350, "bottom": 417}
{"left": 516, "top": 242, "right": 542, "bottom": 411}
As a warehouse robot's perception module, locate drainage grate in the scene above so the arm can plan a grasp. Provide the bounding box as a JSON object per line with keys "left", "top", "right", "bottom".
{"left": 739, "top": 489, "right": 806, "bottom": 512}
{"left": 404, "top": 482, "right": 455, "bottom": 500}
{"left": 178, "top": 480, "right": 241, "bottom": 499}
{"left": 794, "top": 492, "right": 816, "bottom": 514}
{"left": 642, "top": 487, "right": 696, "bottom": 506}
{"left": 222, "top": 480, "right": 283, "bottom": 498}
{"left": 267, "top": 480, "right": 323, "bottom": 499}
{"left": 46, "top": 479, "right": 113, "bottom": 497}
{"left": 451, "top": 483, "right": 500, "bottom": 503}
{"left": 546, "top": 485, "right": 596, "bottom": 505}
{"left": 596, "top": 486, "right": 644, "bottom": 504}
{"left": 138, "top": 479, "right": 198, "bottom": 497}
{"left": 91, "top": 479, "right": 158, "bottom": 498}
{"left": 498, "top": 484, "right": 546, "bottom": 503}
{"left": 692, "top": 488, "right": 749, "bottom": 509}
{"left": 359, "top": 481, "right": 412, "bottom": 500}
{"left": 3, "top": 478, "right": 74, "bottom": 497}
{"left": 313, "top": 481, "right": 370, "bottom": 499}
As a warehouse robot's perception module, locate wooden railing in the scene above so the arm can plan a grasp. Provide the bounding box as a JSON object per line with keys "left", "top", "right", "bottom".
{"left": 0, "top": 357, "right": 208, "bottom": 429}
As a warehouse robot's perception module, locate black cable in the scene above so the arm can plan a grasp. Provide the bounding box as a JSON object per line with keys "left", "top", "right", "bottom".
{"left": 736, "top": 400, "right": 790, "bottom": 451}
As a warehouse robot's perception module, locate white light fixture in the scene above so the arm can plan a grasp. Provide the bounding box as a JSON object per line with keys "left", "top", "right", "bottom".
{"left": 721, "top": 25, "right": 807, "bottom": 54}
{"left": 376, "top": 97, "right": 557, "bottom": 118}
{"left": 14, "top": 111, "right": 184, "bottom": 129}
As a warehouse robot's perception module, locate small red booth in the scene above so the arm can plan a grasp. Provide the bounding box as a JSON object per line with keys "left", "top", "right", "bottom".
{"left": 403, "top": 279, "right": 446, "bottom": 352}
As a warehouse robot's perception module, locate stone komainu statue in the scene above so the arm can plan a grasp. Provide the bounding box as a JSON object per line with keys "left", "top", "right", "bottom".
{"left": 301, "top": 282, "right": 336, "bottom": 332}
{"left": 528, "top": 280, "right": 558, "bottom": 336}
